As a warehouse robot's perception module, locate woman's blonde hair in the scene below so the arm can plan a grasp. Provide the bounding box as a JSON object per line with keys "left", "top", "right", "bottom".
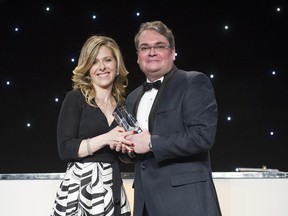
{"left": 72, "top": 35, "right": 129, "bottom": 107}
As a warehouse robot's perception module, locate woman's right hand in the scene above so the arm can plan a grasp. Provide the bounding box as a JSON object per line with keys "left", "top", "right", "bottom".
{"left": 107, "top": 126, "right": 134, "bottom": 151}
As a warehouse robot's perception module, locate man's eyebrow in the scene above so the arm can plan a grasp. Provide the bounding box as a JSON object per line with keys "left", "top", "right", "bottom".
{"left": 139, "top": 42, "right": 167, "bottom": 46}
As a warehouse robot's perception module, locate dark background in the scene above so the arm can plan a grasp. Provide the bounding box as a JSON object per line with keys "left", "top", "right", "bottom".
{"left": 1, "top": 0, "right": 287, "bottom": 173}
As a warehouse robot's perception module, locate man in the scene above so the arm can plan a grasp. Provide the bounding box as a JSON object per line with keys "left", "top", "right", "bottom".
{"left": 125, "top": 21, "right": 222, "bottom": 216}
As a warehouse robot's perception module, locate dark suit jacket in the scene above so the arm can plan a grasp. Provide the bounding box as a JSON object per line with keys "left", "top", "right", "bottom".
{"left": 126, "top": 65, "right": 222, "bottom": 216}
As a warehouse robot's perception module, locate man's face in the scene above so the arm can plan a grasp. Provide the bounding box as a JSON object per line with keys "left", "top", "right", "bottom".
{"left": 137, "top": 29, "right": 175, "bottom": 81}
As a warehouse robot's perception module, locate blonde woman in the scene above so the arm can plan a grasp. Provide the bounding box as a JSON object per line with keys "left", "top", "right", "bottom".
{"left": 51, "top": 35, "right": 133, "bottom": 216}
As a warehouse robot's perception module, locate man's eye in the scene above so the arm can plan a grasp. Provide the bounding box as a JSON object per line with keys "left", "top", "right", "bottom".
{"left": 156, "top": 45, "right": 165, "bottom": 49}
{"left": 140, "top": 47, "right": 149, "bottom": 51}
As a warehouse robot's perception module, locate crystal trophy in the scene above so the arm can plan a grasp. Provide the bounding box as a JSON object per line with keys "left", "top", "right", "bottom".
{"left": 112, "top": 106, "right": 142, "bottom": 158}
{"left": 113, "top": 106, "right": 142, "bottom": 133}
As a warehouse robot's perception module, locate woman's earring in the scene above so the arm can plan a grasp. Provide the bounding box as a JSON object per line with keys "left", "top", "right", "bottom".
{"left": 116, "top": 71, "right": 119, "bottom": 76}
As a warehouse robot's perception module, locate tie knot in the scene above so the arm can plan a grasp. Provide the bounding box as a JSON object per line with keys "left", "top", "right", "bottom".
{"left": 143, "top": 80, "right": 162, "bottom": 91}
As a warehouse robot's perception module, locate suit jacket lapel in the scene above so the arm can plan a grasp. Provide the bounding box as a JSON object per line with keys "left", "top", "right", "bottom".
{"left": 148, "top": 65, "right": 177, "bottom": 132}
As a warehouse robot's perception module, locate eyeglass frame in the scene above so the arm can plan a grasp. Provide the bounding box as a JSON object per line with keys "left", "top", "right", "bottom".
{"left": 137, "top": 43, "right": 171, "bottom": 54}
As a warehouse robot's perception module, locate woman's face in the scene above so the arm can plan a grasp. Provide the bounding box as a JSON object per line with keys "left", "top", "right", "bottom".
{"left": 89, "top": 45, "right": 117, "bottom": 89}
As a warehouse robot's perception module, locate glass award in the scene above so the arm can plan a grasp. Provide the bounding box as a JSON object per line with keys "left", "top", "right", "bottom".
{"left": 113, "top": 106, "right": 142, "bottom": 134}
{"left": 113, "top": 106, "right": 142, "bottom": 158}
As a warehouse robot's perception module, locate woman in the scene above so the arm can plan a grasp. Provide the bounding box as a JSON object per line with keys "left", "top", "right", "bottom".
{"left": 51, "top": 35, "right": 133, "bottom": 216}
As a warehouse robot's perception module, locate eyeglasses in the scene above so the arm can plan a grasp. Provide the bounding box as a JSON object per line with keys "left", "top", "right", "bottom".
{"left": 137, "top": 45, "right": 171, "bottom": 54}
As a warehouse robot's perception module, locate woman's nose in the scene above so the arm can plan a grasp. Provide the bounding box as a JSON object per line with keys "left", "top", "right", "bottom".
{"left": 98, "top": 61, "right": 105, "bottom": 70}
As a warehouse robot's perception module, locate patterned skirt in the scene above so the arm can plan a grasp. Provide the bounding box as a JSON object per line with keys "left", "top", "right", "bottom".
{"left": 51, "top": 162, "right": 131, "bottom": 216}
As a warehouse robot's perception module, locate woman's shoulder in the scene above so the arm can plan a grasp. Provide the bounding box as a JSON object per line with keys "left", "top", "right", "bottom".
{"left": 64, "top": 89, "right": 84, "bottom": 103}
{"left": 65, "top": 88, "right": 79, "bottom": 94}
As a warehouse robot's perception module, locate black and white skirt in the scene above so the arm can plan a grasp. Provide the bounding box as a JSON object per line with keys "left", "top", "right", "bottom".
{"left": 51, "top": 162, "right": 131, "bottom": 216}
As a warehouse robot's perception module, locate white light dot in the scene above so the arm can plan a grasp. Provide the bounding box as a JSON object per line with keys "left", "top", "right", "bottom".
{"left": 270, "top": 131, "right": 274, "bottom": 136}
{"left": 136, "top": 12, "right": 140, "bottom": 16}
{"left": 227, "top": 116, "right": 231, "bottom": 121}
{"left": 272, "top": 71, "right": 276, "bottom": 75}
{"left": 46, "top": 7, "right": 50, "bottom": 12}
{"left": 210, "top": 74, "right": 214, "bottom": 79}
{"left": 276, "top": 7, "right": 281, "bottom": 12}
{"left": 6, "top": 81, "right": 10, "bottom": 85}
{"left": 71, "top": 58, "right": 75, "bottom": 62}
{"left": 14, "top": 27, "right": 19, "bottom": 32}
{"left": 55, "top": 97, "right": 59, "bottom": 102}
{"left": 224, "top": 25, "right": 229, "bottom": 30}
{"left": 26, "top": 123, "right": 31, "bottom": 127}
{"left": 92, "top": 15, "right": 96, "bottom": 19}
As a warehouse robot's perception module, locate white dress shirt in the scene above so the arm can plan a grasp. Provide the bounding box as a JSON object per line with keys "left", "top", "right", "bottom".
{"left": 137, "top": 77, "right": 164, "bottom": 130}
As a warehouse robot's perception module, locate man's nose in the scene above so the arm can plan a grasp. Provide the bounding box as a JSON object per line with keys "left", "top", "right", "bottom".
{"left": 148, "top": 47, "right": 156, "bottom": 55}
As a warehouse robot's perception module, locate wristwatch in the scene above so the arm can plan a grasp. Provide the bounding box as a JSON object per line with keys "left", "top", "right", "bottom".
{"left": 148, "top": 140, "right": 153, "bottom": 151}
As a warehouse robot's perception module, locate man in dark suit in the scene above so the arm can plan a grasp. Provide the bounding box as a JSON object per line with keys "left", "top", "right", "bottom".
{"left": 125, "top": 20, "right": 222, "bottom": 216}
